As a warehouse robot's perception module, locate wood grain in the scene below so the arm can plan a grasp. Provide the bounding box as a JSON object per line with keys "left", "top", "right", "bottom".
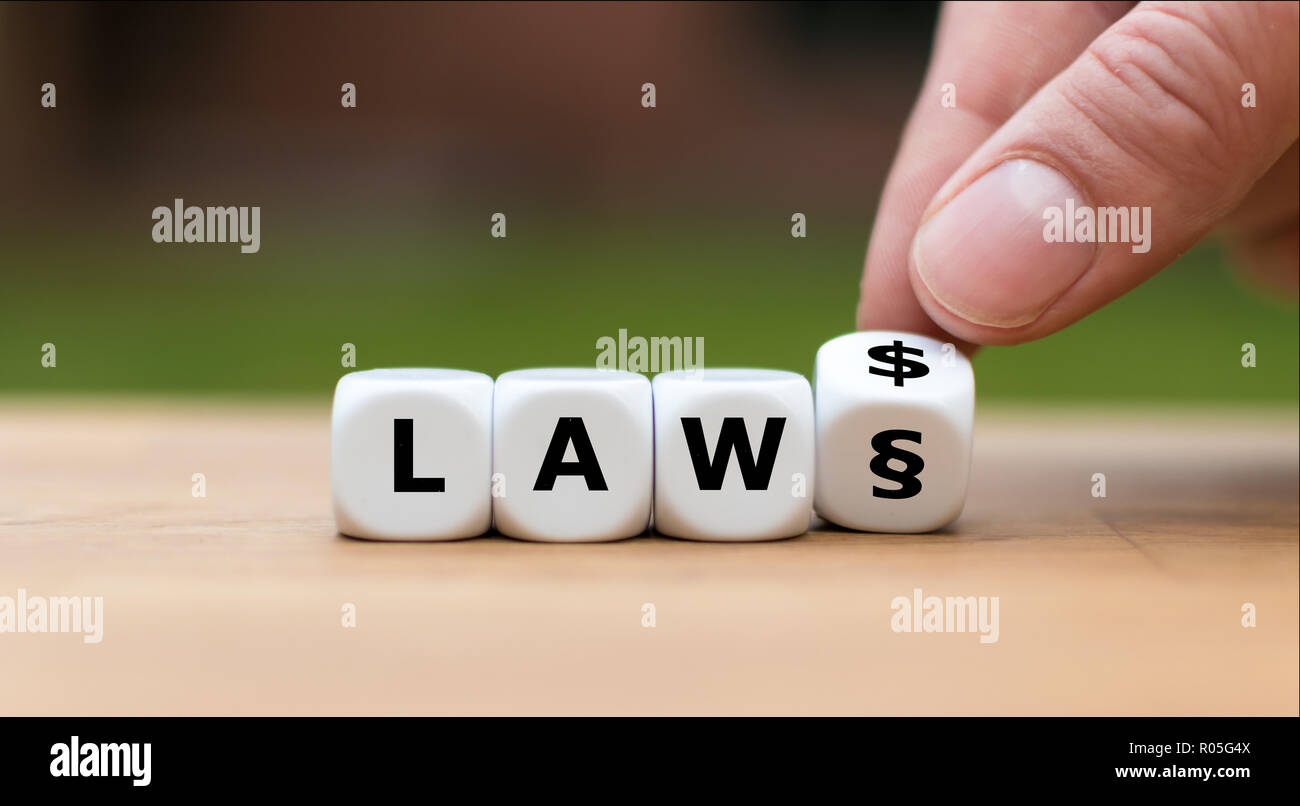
{"left": 1, "top": 399, "right": 1296, "bottom": 715}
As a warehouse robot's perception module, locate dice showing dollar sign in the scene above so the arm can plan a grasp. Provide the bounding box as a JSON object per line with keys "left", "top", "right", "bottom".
{"left": 813, "top": 331, "right": 974, "bottom": 533}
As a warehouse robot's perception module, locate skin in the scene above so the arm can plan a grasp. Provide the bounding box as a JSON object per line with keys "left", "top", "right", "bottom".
{"left": 857, "top": 1, "right": 1299, "bottom": 351}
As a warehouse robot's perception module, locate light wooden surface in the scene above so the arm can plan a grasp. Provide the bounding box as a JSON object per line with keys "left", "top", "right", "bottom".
{"left": 0, "top": 399, "right": 1296, "bottom": 715}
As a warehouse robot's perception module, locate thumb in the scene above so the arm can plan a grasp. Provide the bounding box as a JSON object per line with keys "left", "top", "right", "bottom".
{"left": 906, "top": 1, "right": 1299, "bottom": 344}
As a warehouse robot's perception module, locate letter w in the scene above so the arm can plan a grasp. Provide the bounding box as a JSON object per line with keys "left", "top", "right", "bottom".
{"left": 680, "top": 417, "right": 784, "bottom": 490}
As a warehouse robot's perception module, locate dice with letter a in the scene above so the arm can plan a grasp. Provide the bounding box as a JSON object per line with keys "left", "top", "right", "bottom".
{"left": 814, "top": 331, "right": 974, "bottom": 533}
{"left": 493, "top": 368, "right": 653, "bottom": 542}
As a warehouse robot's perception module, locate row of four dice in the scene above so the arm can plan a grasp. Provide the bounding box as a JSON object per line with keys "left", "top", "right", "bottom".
{"left": 331, "top": 331, "right": 975, "bottom": 541}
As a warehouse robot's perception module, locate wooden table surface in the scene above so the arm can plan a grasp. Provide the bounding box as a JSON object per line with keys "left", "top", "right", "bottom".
{"left": 1, "top": 399, "right": 1296, "bottom": 715}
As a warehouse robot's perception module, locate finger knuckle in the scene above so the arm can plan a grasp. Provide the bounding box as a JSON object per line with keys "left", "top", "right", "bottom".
{"left": 1066, "top": 5, "right": 1248, "bottom": 189}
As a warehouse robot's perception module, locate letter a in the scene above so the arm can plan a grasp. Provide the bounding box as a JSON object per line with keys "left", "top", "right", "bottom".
{"left": 534, "top": 417, "right": 608, "bottom": 491}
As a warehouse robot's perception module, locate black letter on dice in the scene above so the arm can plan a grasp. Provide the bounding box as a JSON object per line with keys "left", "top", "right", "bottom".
{"left": 681, "top": 417, "right": 785, "bottom": 490}
{"left": 534, "top": 417, "right": 609, "bottom": 491}
{"left": 393, "top": 419, "right": 445, "bottom": 492}
{"left": 870, "top": 429, "right": 924, "bottom": 499}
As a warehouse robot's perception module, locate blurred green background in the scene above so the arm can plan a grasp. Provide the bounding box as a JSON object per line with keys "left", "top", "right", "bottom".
{"left": 4, "top": 223, "right": 1296, "bottom": 404}
{"left": 2, "top": 2, "right": 1295, "bottom": 406}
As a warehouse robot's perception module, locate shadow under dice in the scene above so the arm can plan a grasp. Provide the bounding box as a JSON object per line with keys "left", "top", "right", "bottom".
{"left": 331, "top": 368, "right": 494, "bottom": 540}
{"left": 653, "top": 369, "right": 814, "bottom": 541}
{"left": 493, "top": 369, "right": 653, "bottom": 542}
{"left": 814, "top": 331, "right": 974, "bottom": 533}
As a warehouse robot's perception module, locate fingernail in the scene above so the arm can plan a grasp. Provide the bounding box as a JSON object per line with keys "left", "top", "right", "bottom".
{"left": 913, "top": 159, "right": 1095, "bottom": 328}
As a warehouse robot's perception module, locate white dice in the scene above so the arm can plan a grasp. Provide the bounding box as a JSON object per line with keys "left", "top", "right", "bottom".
{"left": 492, "top": 369, "right": 653, "bottom": 542}
{"left": 814, "top": 331, "right": 974, "bottom": 533}
{"left": 331, "top": 368, "right": 494, "bottom": 540}
{"left": 652, "top": 369, "right": 814, "bottom": 541}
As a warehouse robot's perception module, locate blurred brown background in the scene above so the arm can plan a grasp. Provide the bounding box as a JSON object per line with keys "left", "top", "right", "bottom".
{"left": 1, "top": 1, "right": 936, "bottom": 231}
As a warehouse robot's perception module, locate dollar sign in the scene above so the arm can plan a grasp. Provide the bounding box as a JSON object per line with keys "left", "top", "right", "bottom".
{"left": 867, "top": 339, "right": 929, "bottom": 387}
{"left": 870, "top": 429, "right": 924, "bottom": 499}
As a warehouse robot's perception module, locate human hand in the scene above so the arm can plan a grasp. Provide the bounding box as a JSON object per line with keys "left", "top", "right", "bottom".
{"left": 857, "top": 1, "right": 1298, "bottom": 349}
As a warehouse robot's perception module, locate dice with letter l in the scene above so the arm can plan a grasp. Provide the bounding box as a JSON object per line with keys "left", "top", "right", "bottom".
{"left": 331, "top": 368, "right": 494, "bottom": 540}
{"left": 814, "top": 331, "right": 974, "bottom": 533}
